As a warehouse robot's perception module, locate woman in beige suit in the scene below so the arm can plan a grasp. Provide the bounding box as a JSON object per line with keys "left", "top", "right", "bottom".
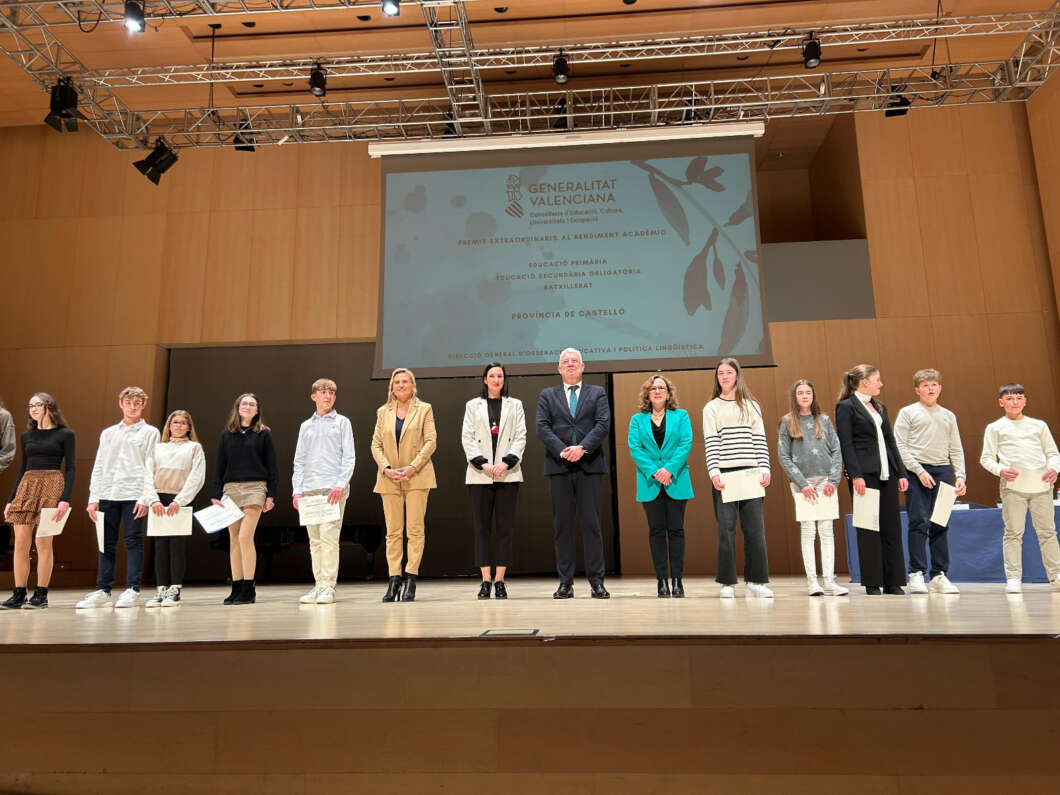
{"left": 371, "top": 368, "right": 437, "bottom": 602}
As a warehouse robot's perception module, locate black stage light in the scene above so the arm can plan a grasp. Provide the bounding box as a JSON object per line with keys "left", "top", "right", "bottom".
{"left": 233, "top": 120, "right": 255, "bottom": 152}
{"left": 552, "top": 52, "right": 570, "bottom": 85}
{"left": 552, "top": 96, "right": 570, "bottom": 130}
{"left": 802, "top": 33, "right": 822, "bottom": 69}
{"left": 124, "top": 0, "right": 146, "bottom": 33}
{"left": 133, "top": 138, "right": 178, "bottom": 185}
{"left": 885, "top": 93, "right": 912, "bottom": 117}
{"left": 682, "top": 99, "right": 701, "bottom": 122}
{"left": 308, "top": 63, "right": 327, "bottom": 97}
{"left": 381, "top": 0, "right": 400, "bottom": 17}
{"left": 43, "top": 77, "right": 85, "bottom": 133}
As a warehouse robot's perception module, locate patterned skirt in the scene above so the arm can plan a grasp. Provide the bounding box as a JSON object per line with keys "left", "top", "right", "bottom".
{"left": 7, "top": 470, "right": 64, "bottom": 526}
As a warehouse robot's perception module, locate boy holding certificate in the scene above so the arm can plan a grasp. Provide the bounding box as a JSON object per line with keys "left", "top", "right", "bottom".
{"left": 979, "top": 383, "right": 1060, "bottom": 593}
{"left": 894, "top": 369, "right": 966, "bottom": 595}
{"left": 292, "top": 379, "right": 356, "bottom": 605}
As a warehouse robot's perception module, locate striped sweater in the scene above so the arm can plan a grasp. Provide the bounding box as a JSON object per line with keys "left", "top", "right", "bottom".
{"left": 703, "top": 397, "right": 770, "bottom": 478}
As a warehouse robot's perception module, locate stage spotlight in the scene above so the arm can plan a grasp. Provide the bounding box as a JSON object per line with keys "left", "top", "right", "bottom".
{"left": 552, "top": 96, "right": 570, "bottom": 130}
{"left": 885, "top": 93, "right": 912, "bottom": 117}
{"left": 802, "top": 33, "right": 821, "bottom": 69}
{"left": 682, "top": 99, "right": 702, "bottom": 123}
{"left": 552, "top": 52, "right": 570, "bottom": 85}
{"left": 124, "top": 0, "right": 145, "bottom": 33}
{"left": 43, "top": 77, "right": 85, "bottom": 133}
{"left": 132, "top": 138, "right": 178, "bottom": 185}
{"left": 308, "top": 64, "right": 327, "bottom": 97}
{"left": 381, "top": 0, "right": 400, "bottom": 16}
{"left": 233, "top": 120, "right": 255, "bottom": 152}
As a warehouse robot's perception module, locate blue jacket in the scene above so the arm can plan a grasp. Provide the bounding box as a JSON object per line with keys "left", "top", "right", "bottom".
{"left": 627, "top": 409, "right": 694, "bottom": 502}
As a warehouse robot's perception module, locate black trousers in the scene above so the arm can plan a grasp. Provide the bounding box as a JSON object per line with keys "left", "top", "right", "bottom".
{"left": 711, "top": 485, "right": 768, "bottom": 585}
{"left": 548, "top": 471, "right": 605, "bottom": 585}
{"left": 850, "top": 474, "right": 906, "bottom": 588}
{"left": 642, "top": 491, "right": 686, "bottom": 579}
{"left": 152, "top": 493, "right": 187, "bottom": 587}
{"left": 469, "top": 482, "right": 519, "bottom": 568}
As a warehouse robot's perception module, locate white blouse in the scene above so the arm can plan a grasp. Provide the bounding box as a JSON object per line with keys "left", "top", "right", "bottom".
{"left": 855, "top": 391, "right": 889, "bottom": 481}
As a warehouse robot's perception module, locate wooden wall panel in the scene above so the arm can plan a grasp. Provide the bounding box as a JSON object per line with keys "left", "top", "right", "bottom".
{"left": 0, "top": 126, "right": 42, "bottom": 219}
{"left": 908, "top": 107, "right": 968, "bottom": 178}
{"left": 809, "top": 114, "right": 865, "bottom": 240}
{"left": 64, "top": 217, "right": 122, "bottom": 346}
{"left": 915, "top": 176, "right": 986, "bottom": 316}
{"left": 755, "top": 168, "right": 813, "bottom": 244}
{"left": 291, "top": 206, "right": 341, "bottom": 341}
{"left": 33, "top": 131, "right": 86, "bottom": 219}
{"left": 253, "top": 146, "right": 301, "bottom": 211}
{"left": 860, "top": 178, "right": 930, "bottom": 318}
{"left": 200, "top": 210, "right": 254, "bottom": 343}
{"left": 337, "top": 203, "right": 382, "bottom": 340}
{"left": 246, "top": 208, "right": 297, "bottom": 341}
{"left": 158, "top": 212, "right": 210, "bottom": 345}
{"left": 968, "top": 174, "right": 1041, "bottom": 314}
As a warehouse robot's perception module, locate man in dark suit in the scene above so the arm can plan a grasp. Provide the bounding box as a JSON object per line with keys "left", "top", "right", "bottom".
{"left": 535, "top": 347, "right": 612, "bottom": 599}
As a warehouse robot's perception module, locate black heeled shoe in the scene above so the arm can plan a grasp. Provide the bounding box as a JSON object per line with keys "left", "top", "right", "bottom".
{"left": 223, "top": 580, "right": 243, "bottom": 605}
{"left": 493, "top": 581, "right": 508, "bottom": 599}
{"left": 657, "top": 579, "right": 671, "bottom": 598}
{"left": 400, "top": 574, "right": 417, "bottom": 602}
{"left": 382, "top": 576, "right": 402, "bottom": 603}
{"left": 671, "top": 578, "right": 685, "bottom": 598}
{"left": 233, "top": 579, "right": 256, "bottom": 604}
{"left": 477, "top": 581, "right": 492, "bottom": 600}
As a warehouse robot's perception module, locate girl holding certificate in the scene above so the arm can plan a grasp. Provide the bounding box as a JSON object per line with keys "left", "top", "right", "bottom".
{"left": 143, "top": 410, "right": 205, "bottom": 608}
{"left": 703, "top": 358, "right": 773, "bottom": 598}
{"left": 212, "top": 393, "right": 277, "bottom": 606}
{"left": 835, "top": 364, "right": 908, "bottom": 595}
{"left": 2, "top": 394, "right": 75, "bottom": 610}
{"left": 777, "top": 380, "right": 847, "bottom": 596}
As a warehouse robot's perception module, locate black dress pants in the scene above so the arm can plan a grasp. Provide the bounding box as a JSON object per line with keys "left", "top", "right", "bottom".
{"left": 152, "top": 493, "right": 187, "bottom": 587}
{"left": 642, "top": 491, "right": 686, "bottom": 579}
{"left": 469, "top": 482, "right": 519, "bottom": 568}
{"left": 850, "top": 474, "right": 906, "bottom": 588}
{"left": 548, "top": 470, "right": 605, "bottom": 585}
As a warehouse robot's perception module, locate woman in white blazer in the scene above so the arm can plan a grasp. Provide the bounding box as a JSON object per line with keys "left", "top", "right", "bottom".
{"left": 462, "top": 362, "right": 527, "bottom": 599}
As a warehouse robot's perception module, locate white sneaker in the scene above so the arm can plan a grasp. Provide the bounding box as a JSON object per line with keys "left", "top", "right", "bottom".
{"left": 145, "top": 586, "right": 166, "bottom": 608}
{"left": 162, "top": 585, "right": 182, "bottom": 606}
{"left": 746, "top": 582, "right": 774, "bottom": 598}
{"left": 719, "top": 585, "right": 735, "bottom": 599}
{"left": 299, "top": 586, "right": 320, "bottom": 604}
{"left": 907, "top": 572, "right": 929, "bottom": 594}
{"left": 822, "top": 576, "right": 849, "bottom": 596}
{"left": 1051, "top": 577, "right": 1060, "bottom": 592}
{"left": 807, "top": 576, "right": 824, "bottom": 596}
{"left": 928, "top": 574, "right": 960, "bottom": 594}
{"left": 114, "top": 588, "right": 140, "bottom": 608}
{"left": 1005, "top": 578, "right": 1022, "bottom": 594}
{"left": 76, "top": 589, "right": 113, "bottom": 609}
{"left": 315, "top": 586, "right": 335, "bottom": 604}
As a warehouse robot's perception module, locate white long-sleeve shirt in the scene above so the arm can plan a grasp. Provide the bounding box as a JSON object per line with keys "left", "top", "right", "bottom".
{"left": 292, "top": 410, "right": 356, "bottom": 495}
{"left": 980, "top": 415, "right": 1060, "bottom": 478}
{"left": 143, "top": 438, "right": 206, "bottom": 507}
{"left": 894, "top": 401, "right": 966, "bottom": 480}
{"left": 88, "top": 420, "right": 161, "bottom": 504}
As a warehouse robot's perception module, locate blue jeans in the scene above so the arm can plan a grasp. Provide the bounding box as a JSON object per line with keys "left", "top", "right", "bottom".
{"left": 97, "top": 500, "right": 145, "bottom": 592}
{"left": 905, "top": 463, "right": 954, "bottom": 578}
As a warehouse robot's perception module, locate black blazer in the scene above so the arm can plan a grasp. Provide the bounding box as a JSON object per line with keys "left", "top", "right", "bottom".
{"left": 535, "top": 383, "right": 611, "bottom": 476}
{"left": 834, "top": 396, "right": 907, "bottom": 481}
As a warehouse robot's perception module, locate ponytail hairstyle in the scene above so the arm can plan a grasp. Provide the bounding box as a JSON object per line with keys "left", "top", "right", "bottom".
{"left": 838, "top": 364, "right": 879, "bottom": 403}
{"left": 783, "top": 379, "right": 823, "bottom": 439}
{"left": 712, "top": 357, "right": 758, "bottom": 420}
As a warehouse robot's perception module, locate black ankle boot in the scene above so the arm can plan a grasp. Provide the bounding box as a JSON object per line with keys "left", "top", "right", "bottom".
{"left": 23, "top": 587, "right": 48, "bottom": 610}
{"left": 233, "top": 580, "right": 256, "bottom": 604}
{"left": 382, "top": 576, "right": 402, "bottom": 603}
{"left": 671, "top": 578, "right": 685, "bottom": 598}
{"left": 400, "top": 574, "right": 417, "bottom": 602}
{"left": 224, "top": 579, "right": 243, "bottom": 605}
{"left": 657, "top": 578, "right": 671, "bottom": 598}
{"left": 493, "top": 581, "right": 508, "bottom": 600}
{"left": 477, "top": 581, "right": 492, "bottom": 600}
{"left": 1, "top": 588, "right": 27, "bottom": 610}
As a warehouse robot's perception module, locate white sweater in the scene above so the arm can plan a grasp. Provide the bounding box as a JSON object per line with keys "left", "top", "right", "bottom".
{"left": 979, "top": 415, "right": 1060, "bottom": 478}
{"left": 143, "top": 439, "right": 206, "bottom": 507}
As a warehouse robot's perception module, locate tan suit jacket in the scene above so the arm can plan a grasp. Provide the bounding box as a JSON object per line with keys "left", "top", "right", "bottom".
{"left": 371, "top": 399, "right": 437, "bottom": 494}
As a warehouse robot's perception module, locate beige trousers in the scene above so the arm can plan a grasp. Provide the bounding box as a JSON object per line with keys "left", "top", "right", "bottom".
{"left": 381, "top": 489, "right": 429, "bottom": 576}
{"left": 1000, "top": 482, "right": 1060, "bottom": 580}
{"left": 306, "top": 488, "right": 349, "bottom": 589}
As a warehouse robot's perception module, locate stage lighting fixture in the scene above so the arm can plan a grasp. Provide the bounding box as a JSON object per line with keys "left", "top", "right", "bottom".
{"left": 124, "top": 1, "right": 146, "bottom": 33}
{"left": 234, "top": 120, "right": 255, "bottom": 152}
{"left": 552, "top": 52, "right": 570, "bottom": 85}
{"left": 552, "top": 96, "right": 570, "bottom": 130}
{"left": 682, "top": 99, "right": 702, "bottom": 123}
{"left": 43, "top": 77, "right": 85, "bottom": 133}
{"left": 381, "top": 0, "right": 400, "bottom": 16}
{"left": 133, "top": 138, "right": 178, "bottom": 185}
{"left": 308, "top": 64, "right": 327, "bottom": 97}
{"left": 885, "top": 93, "right": 912, "bottom": 117}
{"left": 802, "top": 33, "right": 821, "bottom": 69}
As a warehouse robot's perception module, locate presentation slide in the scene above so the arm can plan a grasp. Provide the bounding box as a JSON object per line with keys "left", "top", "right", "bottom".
{"left": 375, "top": 138, "right": 772, "bottom": 377}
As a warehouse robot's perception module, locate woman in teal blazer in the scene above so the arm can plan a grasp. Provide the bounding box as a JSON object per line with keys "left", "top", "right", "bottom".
{"left": 627, "top": 374, "right": 694, "bottom": 597}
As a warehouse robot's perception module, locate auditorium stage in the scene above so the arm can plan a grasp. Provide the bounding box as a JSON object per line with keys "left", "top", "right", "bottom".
{"left": 3, "top": 575, "right": 1059, "bottom": 648}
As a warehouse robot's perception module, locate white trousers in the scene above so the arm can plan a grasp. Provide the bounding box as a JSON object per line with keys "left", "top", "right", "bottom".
{"left": 306, "top": 488, "right": 349, "bottom": 589}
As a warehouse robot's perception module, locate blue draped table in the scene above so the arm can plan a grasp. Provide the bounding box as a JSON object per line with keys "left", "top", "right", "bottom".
{"left": 843, "top": 506, "right": 1060, "bottom": 583}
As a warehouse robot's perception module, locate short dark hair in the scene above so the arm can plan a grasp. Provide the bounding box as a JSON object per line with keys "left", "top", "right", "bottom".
{"left": 479, "top": 362, "right": 510, "bottom": 399}
{"left": 999, "top": 383, "right": 1026, "bottom": 398}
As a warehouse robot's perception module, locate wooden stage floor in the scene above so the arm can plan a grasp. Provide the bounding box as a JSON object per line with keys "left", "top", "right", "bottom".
{"left": 2, "top": 575, "right": 1059, "bottom": 647}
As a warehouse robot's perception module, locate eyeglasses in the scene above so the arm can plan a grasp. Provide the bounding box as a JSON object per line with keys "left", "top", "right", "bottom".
{"left": 27, "top": 402, "right": 44, "bottom": 410}
{"left": 648, "top": 386, "right": 669, "bottom": 393}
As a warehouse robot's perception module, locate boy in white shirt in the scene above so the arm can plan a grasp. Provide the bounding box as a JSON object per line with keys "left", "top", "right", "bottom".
{"left": 979, "top": 383, "right": 1060, "bottom": 593}
{"left": 77, "top": 387, "right": 160, "bottom": 609}
{"left": 894, "top": 369, "right": 966, "bottom": 594}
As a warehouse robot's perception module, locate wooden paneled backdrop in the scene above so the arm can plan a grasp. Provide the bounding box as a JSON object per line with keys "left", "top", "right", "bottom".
{"left": 1, "top": 100, "right": 1059, "bottom": 583}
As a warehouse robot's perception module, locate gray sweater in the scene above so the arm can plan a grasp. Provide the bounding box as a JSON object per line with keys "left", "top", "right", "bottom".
{"left": 777, "top": 413, "right": 842, "bottom": 489}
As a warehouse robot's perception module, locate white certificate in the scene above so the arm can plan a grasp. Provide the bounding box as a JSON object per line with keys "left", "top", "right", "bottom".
{"left": 929, "top": 481, "right": 958, "bottom": 527}
{"left": 852, "top": 488, "right": 880, "bottom": 532}
{"left": 94, "top": 513, "right": 105, "bottom": 553}
{"left": 794, "top": 490, "right": 840, "bottom": 523}
{"left": 193, "top": 496, "right": 245, "bottom": 534}
{"left": 1010, "top": 468, "right": 1052, "bottom": 494}
{"left": 147, "top": 506, "right": 193, "bottom": 537}
{"left": 719, "top": 469, "right": 766, "bottom": 503}
{"left": 297, "top": 494, "right": 341, "bottom": 527}
{"left": 36, "top": 507, "right": 70, "bottom": 538}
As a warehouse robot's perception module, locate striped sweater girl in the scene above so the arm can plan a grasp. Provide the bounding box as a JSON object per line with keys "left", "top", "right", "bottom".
{"left": 702, "top": 397, "right": 770, "bottom": 478}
